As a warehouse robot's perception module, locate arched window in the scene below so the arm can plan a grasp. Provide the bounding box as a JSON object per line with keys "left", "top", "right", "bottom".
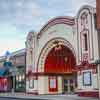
{"left": 83, "top": 33, "right": 88, "bottom": 51}
{"left": 30, "top": 50, "right": 33, "bottom": 64}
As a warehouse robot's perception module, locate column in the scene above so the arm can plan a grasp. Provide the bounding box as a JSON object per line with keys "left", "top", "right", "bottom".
{"left": 98, "top": 65, "right": 100, "bottom": 98}
{"left": 68, "top": 79, "right": 70, "bottom": 93}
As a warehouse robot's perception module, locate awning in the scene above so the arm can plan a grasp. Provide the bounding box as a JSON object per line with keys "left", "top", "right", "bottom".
{"left": 0, "top": 67, "right": 7, "bottom": 77}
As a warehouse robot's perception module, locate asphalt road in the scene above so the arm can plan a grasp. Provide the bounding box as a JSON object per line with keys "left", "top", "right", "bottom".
{"left": 0, "top": 97, "right": 48, "bottom": 100}
{"left": 0, "top": 95, "right": 99, "bottom": 100}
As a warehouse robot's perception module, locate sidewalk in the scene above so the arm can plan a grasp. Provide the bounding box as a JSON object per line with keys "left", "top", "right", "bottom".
{"left": 0, "top": 93, "right": 99, "bottom": 100}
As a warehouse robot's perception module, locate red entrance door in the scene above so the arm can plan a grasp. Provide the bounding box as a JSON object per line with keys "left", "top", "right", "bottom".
{"left": 44, "top": 45, "right": 76, "bottom": 74}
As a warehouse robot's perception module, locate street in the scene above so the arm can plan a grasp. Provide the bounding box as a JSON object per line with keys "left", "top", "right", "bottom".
{"left": 0, "top": 97, "right": 47, "bottom": 100}
{"left": 0, "top": 93, "right": 99, "bottom": 100}
{"left": 0, "top": 96, "right": 99, "bottom": 100}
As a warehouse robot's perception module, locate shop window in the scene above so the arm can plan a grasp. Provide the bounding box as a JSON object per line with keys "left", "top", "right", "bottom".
{"left": 29, "top": 79, "right": 34, "bottom": 89}
{"left": 94, "top": 13, "right": 97, "bottom": 29}
{"left": 16, "top": 74, "right": 25, "bottom": 82}
{"left": 83, "top": 34, "right": 88, "bottom": 51}
{"left": 30, "top": 50, "right": 33, "bottom": 64}
{"left": 83, "top": 71, "right": 92, "bottom": 86}
{"left": 0, "top": 78, "right": 8, "bottom": 91}
{"left": 49, "top": 76, "right": 58, "bottom": 92}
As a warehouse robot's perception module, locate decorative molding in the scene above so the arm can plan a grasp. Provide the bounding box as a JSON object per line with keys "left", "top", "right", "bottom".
{"left": 37, "top": 17, "right": 75, "bottom": 39}
{"left": 77, "top": 6, "right": 95, "bottom": 63}
{"left": 37, "top": 37, "right": 76, "bottom": 73}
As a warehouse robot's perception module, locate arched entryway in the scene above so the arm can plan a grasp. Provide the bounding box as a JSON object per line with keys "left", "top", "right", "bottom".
{"left": 45, "top": 44, "right": 76, "bottom": 93}
{"left": 44, "top": 45, "right": 76, "bottom": 73}
{"left": 38, "top": 38, "right": 77, "bottom": 94}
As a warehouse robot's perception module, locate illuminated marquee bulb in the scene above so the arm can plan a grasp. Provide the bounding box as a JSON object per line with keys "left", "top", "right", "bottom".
{"left": 54, "top": 45, "right": 62, "bottom": 51}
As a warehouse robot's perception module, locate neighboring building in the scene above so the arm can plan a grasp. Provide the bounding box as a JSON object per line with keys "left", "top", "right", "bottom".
{"left": 10, "top": 49, "right": 26, "bottom": 92}
{"left": 0, "top": 49, "right": 26, "bottom": 92}
{"left": 25, "top": 5, "right": 100, "bottom": 98}
{"left": 0, "top": 56, "right": 12, "bottom": 92}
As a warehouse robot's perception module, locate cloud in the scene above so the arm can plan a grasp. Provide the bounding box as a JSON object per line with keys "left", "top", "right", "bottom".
{"left": 12, "top": 0, "right": 44, "bottom": 32}
{"left": 0, "top": 0, "right": 44, "bottom": 27}
{"left": 0, "top": 0, "right": 96, "bottom": 55}
{"left": 39, "top": 0, "right": 73, "bottom": 16}
{"left": 0, "top": 39, "right": 25, "bottom": 56}
{"left": 71, "top": 0, "right": 96, "bottom": 15}
{"left": 0, "top": 23, "right": 18, "bottom": 35}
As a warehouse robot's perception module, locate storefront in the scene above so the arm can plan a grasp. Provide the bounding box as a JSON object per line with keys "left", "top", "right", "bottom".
{"left": 0, "top": 67, "right": 12, "bottom": 92}
{"left": 0, "top": 49, "right": 26, "bottom": 93}
{"left": 15, "top": 66, "right": 25, "bottom": 92}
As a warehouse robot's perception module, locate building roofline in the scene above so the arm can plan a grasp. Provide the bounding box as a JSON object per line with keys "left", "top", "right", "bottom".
{"left": 0, "top": 48, "right": 26, "bottom": 61}
{"left": 11, "top": 48, "right": 26, "bottom": 56}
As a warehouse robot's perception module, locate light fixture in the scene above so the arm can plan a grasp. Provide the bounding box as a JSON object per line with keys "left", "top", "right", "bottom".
{"left": 16, "top": 76, "right": 19, "bottom": 81}
{"left": 22, "top": 74, "right": 25, "bottom": 79}
{"left": 64, "top": 57, "right": 68, "bottom": 63}
{"left": 19, "top": 75, "right": 22, "bottom": 82}
{"left": 53, "top": 41, "right": 62, "bottom": 51}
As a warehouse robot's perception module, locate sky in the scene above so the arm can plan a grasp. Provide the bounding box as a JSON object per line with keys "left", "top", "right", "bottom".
{"left": 0, "top": 0, "right": 96, "bottom": 56}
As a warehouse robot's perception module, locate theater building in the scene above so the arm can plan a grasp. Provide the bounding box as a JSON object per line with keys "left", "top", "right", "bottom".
{"left": 0, "top": 5, "right": 99, "bottom": 98}
{"left": 26, "top": 5, "right": 100, "bottom": 97}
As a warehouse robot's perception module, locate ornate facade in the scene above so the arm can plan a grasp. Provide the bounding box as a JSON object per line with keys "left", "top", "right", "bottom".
{"left": 26, "top": 5, "right": 100, "bottom": 97}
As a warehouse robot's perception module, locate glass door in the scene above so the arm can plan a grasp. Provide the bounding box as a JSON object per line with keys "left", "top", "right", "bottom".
{"left": 63, "top": 78, "right": 75, "bottom": 94}
{"left": 63, "top": 79, "right": 68, "bottom": 93}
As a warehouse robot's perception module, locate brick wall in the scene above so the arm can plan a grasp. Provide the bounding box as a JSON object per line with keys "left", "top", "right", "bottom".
{"left": 96, "top": 0, "right": 100, "bottom": 29}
